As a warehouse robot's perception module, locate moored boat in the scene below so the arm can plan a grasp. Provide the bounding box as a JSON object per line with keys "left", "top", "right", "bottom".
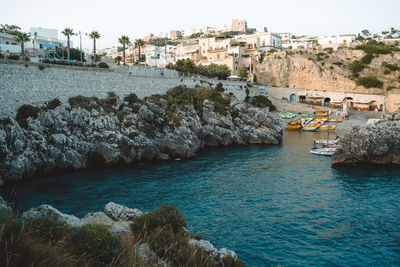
{"left": 310, "top": 146, "right": 336, "bottom": 156}
{"left": 314, "top": 139, "right": 339, "bottom": 145}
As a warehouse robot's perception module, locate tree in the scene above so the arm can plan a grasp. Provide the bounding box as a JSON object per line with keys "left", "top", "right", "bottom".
{"left": 118, "top": 35, "right": 130, "bottom": 65}
{"left": 382, "top": 31, "right": 389, "bottom": 36}
{"left": 89, "top": 31, "right": 101, "bottom": 63}
{"left": 134, "top": 39, "right": 145, "bottom": 63}
{"left": 14, "top": 32, "right": 31, "bottom": 57}
{"left": 390, "top": 27, "right": 399, "bottom": 37}
{"left": 62, "top": 28, "right": 75, "bottom": 60}
{"left": 63, "top": 48, "right": 85, "bottom": 61}
{"left": 238, "top": 65, "right": 248, "bottom": 79}
{"left": 361, "top": 29, "right": 370, "bottom": 38}
{"left": 0, "top": 24, "right": 21, "bottom": 35}
{"left": 114, "top": 55, "right": 122, "bottom": 65}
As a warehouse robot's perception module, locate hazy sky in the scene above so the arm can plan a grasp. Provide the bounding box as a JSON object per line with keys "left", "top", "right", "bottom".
{"left": 2, "top": 0, "right": 399, "bottom": 49}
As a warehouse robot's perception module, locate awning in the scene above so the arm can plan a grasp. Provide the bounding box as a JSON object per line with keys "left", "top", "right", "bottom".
{"left": 227, "top": 75, "right": 241, "bottom": 79}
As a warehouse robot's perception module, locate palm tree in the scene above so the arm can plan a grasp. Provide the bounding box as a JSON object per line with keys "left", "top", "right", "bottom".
{"left": 89, "top": 31, "right": 101, "bottom": 63}
{"left": 62, "top": 28, "right": 75, "bottom": 60}
{"left": 118, "top": 35, "right": 130, "bottom": 65}
{"left": 114, "top": 55, "right": 122, "bottom": 66}
{"left": 134, "top": 39, "right": 145, "bottom": 63}
{"left": 14, "top": 32, "right": 31, "bottom": 57}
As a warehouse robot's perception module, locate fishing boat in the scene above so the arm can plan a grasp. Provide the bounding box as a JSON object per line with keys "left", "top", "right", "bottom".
{"left": 310, "top": 114, "right": 337, "bottom": 156}
{"left": 310, "top": 146, "right": 336, "bottom": 156}
{"left": 328, "top": 118, "right": 342, "bottom": 123}
{"left": 301, "top": 118, "right": 313, "bottom": 127}
{"left": 303, "top": 119, "right": 325, "bottom": 131}
{"left": 285, "top": 120, "right": 302, "bottom": 131}
{"left": 319, "top": 124, "right": 337, "bottom": 131}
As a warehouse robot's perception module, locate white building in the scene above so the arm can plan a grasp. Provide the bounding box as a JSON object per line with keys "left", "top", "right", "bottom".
{"left": 318, "top": 34, "right": 356, "bottom": 50}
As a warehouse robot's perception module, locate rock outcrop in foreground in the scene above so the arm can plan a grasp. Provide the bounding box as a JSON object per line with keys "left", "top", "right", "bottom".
{"left": 0, "top": 86, "right": 282, "bottom": 185}
{"left": 1, "top": 197, "right": 240, "bottom": 266}
{"left": 332, "top": 111, "right": 400, "bottom": 165}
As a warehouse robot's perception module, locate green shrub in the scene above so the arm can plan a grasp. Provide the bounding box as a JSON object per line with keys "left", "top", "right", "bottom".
{"left": 16, "top": 104, "right": 41, "bottom": 128}
{"left": 250, "top": 95, "right": 276, "bottom": 111}
{"left": 68, "top": 95, "right": 99, "bottom": 111}
{"left": 348, "top": 60, "right": 364, "bottom": 75}
{"left": 70, "top": 224, "right": 123, "bottom": 264}
{"left": 216, "top": 82, "right": 224, "bottom": 92}
{"left": 98, "top": 62, "right": 109, "bottom": 68}
{"left": 356, "top": 76, "right": 383, "bottom": 88}
{"left": 333, "top": 61, "right": 343, "bottom": 66}
{"left": 383, "top": 69, "right": 391, "bottom": 75}
{"left": 386, "top": 85, "right": 396, "bottom": 91}
{"left": 124, "top": 93, "right": 140, "bottom": 105}
{"left": 385, "top": 63, "right": 399, "bottom": 71}
{"left": 360, "top": 53, "right": 374, "bottom": 65}
{"left": 329, "top": 66, "right": 334, "bottom": 70}
{"left": 308, "top": 57, "right": 312, "bottom": 60}
{"left": 0, "top": 117, "right": 12, "bottom": 126}
{"left": 107, "top": 91, "right": 116, "bottom": 98}
{"left": 131, "top": 205, "right": 217, "bottom": 267}
{"left": 44, "top": 98, "right": 61, "bottom": 110}
{"left": 7, "top": 54, "right": 19, "bottom": 60}
{"left": 355, "top": 40, "right": 392, "bottom": 54}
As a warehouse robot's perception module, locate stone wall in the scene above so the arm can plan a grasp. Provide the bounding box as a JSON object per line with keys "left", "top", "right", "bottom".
{"left": 0, "top": 62, "right": 247, "bottom": 118}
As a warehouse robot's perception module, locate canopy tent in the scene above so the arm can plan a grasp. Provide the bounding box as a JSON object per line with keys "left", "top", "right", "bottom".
{"left": 227, "top": 75, "right": 241, "bottom": 81}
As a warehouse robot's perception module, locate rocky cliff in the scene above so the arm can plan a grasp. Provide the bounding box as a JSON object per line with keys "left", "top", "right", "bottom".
{"left": 332, "top": 110, "right": 400, "bottom": 165}
{"left": 255, "top": 46, "right": 400, "bottom": 95}
{"left": 0, "top": 86, "right": 282, "bottom": 185}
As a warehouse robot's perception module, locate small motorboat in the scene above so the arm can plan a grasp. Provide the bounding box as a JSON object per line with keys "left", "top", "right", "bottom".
{"left": 314, "top": 139, "right": 339, "bottom": 145}
{"left": 285, "top": 124, "right": 302, "bottom": 131}
{"left": 328, "top": 118, "right": 342, "bottom": 123}
{"left": 310, "top": 146, "right": 336, "bottom": 156}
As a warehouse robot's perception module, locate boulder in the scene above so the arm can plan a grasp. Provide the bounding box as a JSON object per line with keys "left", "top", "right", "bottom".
{"left": 188, "top": 238, "right": 238, "bottom": 262}
{"left": 22, "top": 204, "right": 83, "bottom": 227}
{"left": 104, "top": 202, "right": 143, "bottom": 221}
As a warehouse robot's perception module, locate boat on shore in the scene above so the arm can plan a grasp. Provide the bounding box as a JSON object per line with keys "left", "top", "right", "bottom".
{"left": 319, "top": 124, "right": 337, "bottom": 131}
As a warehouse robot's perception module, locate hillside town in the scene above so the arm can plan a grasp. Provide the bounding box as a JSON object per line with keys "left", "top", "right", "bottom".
{"left": 3, "top": 19, "right": 395, "bottom": 78}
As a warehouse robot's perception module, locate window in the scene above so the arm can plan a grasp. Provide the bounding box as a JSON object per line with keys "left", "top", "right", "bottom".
{"left": 203, "top": 50, "right": 205, "bottom": 53}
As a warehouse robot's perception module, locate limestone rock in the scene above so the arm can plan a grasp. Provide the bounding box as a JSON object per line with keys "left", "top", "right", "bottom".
{"left": 22, "top": 204, "right": 84, "bottom": 227}
{"left": 104, "top": 202, "right": 143, "bottom": 221}
{"left": 188, "top": 238, "right": 238, "bottom": 262}
{"left": 332, "top": 110, "right": 400, "bottom": 165}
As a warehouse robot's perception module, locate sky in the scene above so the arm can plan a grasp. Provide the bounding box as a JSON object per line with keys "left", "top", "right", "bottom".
{"left": 2, "top": 0, "right": 399, "bottom": 49}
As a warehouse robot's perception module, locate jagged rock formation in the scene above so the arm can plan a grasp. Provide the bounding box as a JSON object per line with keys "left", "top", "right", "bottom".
{"left": 332, "top": 111, "right": 400, "bottom": 165}
{"left": 0, "top": 88, "right": 283, "bottom": 184}
{"left": 256, "top": 48, "right": 400, "bottom": 95}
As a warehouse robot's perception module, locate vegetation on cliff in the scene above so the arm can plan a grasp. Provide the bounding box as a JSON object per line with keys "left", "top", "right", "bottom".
{"left": 0, "top": 204, "right": 245, "bottom": 267}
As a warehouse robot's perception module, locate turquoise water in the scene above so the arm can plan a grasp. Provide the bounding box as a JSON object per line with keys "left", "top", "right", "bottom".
{"left": 1, "top": 132, "right": 400, "bottom": 266}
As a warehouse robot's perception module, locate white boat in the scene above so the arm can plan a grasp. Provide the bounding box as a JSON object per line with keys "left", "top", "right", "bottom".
{"left": 314, "top": 139, "right": 339, "bottom": 145}
{"left": 310, "top": 147, "right": 336, "bottom": 156}
{"left": 301, "top": 118, "right": 313, "bottom": 127}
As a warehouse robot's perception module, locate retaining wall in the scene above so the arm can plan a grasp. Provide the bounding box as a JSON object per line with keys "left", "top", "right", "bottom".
{"left": 0, "top": 62, "right": 247, "bottom": 117}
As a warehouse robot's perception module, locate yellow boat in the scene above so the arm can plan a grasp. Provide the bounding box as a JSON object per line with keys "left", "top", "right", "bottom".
{"left": 319, "top": 124, "right": 337, "bottom": 131}
{"left": 316, "top": 110, "right": 329, "bottom": 115}
{"left": 286, "top": 124, "right": 302, "bottom": 130}
{"left": 328, "top": 118, "right": 342, "bottom": 123}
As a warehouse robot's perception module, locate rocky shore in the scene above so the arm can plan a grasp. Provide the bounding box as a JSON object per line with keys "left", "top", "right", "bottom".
{"left": 0, "top": 86, "right": 283, "bottom": 185}
{"left": 332, "top": 110, "right": 400, "bottom": 165}
{"left": 0, "top": 196, "right": 243, "bottom": 266}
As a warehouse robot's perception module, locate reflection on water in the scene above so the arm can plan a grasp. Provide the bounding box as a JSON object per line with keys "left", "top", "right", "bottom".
{"left": 1, "top": 132, "right": 400, "bottom": 266}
